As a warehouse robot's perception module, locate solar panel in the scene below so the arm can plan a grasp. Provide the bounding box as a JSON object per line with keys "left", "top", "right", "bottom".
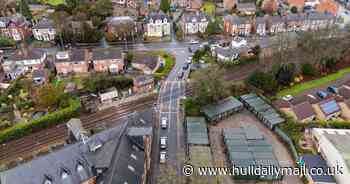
{"left": 320, "top": 100, "right": 340, "bottom": 115}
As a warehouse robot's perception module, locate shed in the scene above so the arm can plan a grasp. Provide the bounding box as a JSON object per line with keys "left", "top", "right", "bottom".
{"left": 186, "top": 117, "right": 209, "bottom": 145}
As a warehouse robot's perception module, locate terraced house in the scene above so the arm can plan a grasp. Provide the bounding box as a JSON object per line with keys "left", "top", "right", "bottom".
{"left": 55, "top": 49, "right": 89, "bottom": 75}
{"left": 32, "top": 18, "right": 56, "bottom": 41}
{"left": 181, "top": 12, "right": 209, "bottom": 35}
{"left": 224, "top": 15, "right": 252, "bottom": 36}
{"left": 91, "top": 48, "right": 124, "bottom": 74}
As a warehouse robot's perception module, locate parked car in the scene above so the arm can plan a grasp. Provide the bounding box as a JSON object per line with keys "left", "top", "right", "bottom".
{"left": 317, "top": 91, "right": 328, "bottom": 99}
{"left": 327, "top": 86, "right": 338, "bottom": 94}
{"left": 282, "top": 95, "right": 294, "bottom": 101}
{"left": 189, "top": 39, "right": 199, "bottom": 44}
{"left": 160, "top": 151, "right": 167, "bottom": 163}
{"left": 183, "top": 63, "right": 189, "bottom": 70}
{"left": 160, "top": 136, "right": 167, "bottom": 149}
{"left": 188, "top": 47, "right": 192, "bottom": 53}
{"left": 178, "top": 71, "right": 184, "bottom": 79}
{"left": 161, "top": 117, "right": 168, "bottom": 128}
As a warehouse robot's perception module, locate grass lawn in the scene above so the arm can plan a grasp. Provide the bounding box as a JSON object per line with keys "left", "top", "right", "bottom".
{"left": 154, "top": 52, "right": 175, "bottom": 80}
{"left": 40, "top": 0, "right": 65, "bottom": 6}
{"left": 278, "top": 67, "right": 350, "bottom": 97}
{"left": 201, "top": 2, "right": 216, "bottom": 16}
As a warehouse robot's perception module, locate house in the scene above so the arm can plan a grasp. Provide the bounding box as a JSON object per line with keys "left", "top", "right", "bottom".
{"left": 32, "top": 69, "right": 48, "bottom": 85}
{"left": 32, "top": 18, "right": 56, "bottom": 41}
{"left": 317, "top": 98, "right": 341, "bottom": 120}
{"left": 300, "top": 154, "right": 336, "bottom": 184}
{"left": 291, "top": 101, "right": 316, "bottom": 122}
{"left": 105, "top": 16, "right": 137, "bottom": 41}
{"left": 133, "top": 75, "right": 154, "bottom": 94}
{"left": 304, "top": 12, "right": 336, "bottom": 30}
{"left": 55, "top": 49, "right": 89, "bottom": 75}
{"left": 91, "top": 48, "right": 124, "bottom": 73}
{"left": 0, "top": 112, "right": 153, "bottom": 184}
{"left": 2, "top": 48, "right": 46, "bottom": 76}
{"left": 286, "top": 0, "right": 306, "bottom": 11}
{"left": 0, "top": 14, "right": 31, "bottom": 41}
{"left": 181, "top": 12, "right": 209, "bottom": 35}
{"left": 236, "top": 3, "right": 257, "bottom": 15}
{"left": 213, "top": 47, "right": 240, "bottom": 62}
{"left": 255, "top": 17, "right": 266, "bottom": 36}
{"left": 266, "top": 15, "right": 286, "bottom": 34}
{"left": 185, "top": 0, "right": 202, "bottom": 10}
{"left": 231, "top": 37, "right": 247, "bottom": 48}
{"left": 224, "top": 15, "right": 252, "bottom": 36}
{"left": 131, "top": 52, "right": 160, "bottom": 74}
{"left": 315, "top": 0, "right": 338, "bottom": 16}
{"left": 145, "top": 11, "right": 171, "bottom": 37}
{"left": 285, "top": 13, "right": 307, "bottom": 31}
{"left": 311, "top": 128, "right": 350, "bottom": 184}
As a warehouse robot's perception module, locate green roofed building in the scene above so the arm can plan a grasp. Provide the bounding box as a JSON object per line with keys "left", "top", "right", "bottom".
{"left": 239, "top": 93, "right": 285, "bottom": 129}
{"left": 223, "top": 125, "right": 282, "bottom": 181}
{"left": 186, "top": 117, "right": 209, "bottom": 145}
{"left": 201, "top": 96, "right": 243, "bottom": 123}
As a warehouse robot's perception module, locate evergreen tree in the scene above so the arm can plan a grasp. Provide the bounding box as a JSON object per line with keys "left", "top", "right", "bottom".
{"left": 160, "top": 0, "right": 170, "bottom": 13}
{"left": 19, "top": 0, "right": 32, "bottom": 20}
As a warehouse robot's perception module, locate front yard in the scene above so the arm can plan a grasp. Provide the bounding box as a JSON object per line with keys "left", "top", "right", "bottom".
{"left": 278, "top": 67, "right": 350, "bottom": 97}
{"left": 153, "top": 52, "right": 175, "bottom": 80}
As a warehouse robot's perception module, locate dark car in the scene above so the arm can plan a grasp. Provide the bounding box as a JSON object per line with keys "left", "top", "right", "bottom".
{"left": 317, "top": 91, "right": 328, "bottom": 99}
{"left": 178, "top": 71, "right": 184, "bottom": 79}
{"left": 327, "top": 86, "right": 338, "bottom": 94}
{"left": 182, "top": 63, "right": 189, "bottom": 70}
{"left": 188, "top": 47, "right": 192, "bottom": 53}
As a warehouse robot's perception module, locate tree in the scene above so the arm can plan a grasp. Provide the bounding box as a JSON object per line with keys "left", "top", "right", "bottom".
{"left": 275, "top": 63, "right": 296, "bottom": 86}
{"left": 175, "top": 25, "right": 184, "bottom": 41}
{"left": 75, "top": 22, "right": 103, "bottom": 43}
{"left": 192, "top": 65, "right": 228, "bottom": 105}
{"left": 290, "top": 6, "right": 298, "bottom": 14}
{"left": 0, "top": 36, "right": 16, "bottom": 47}
{"left": 50, "top": 11, "right": 69, "bottom": 48}
{"left": 36, "top": 84, "right": 63, "bottom": 110}
{"left": 91, "top": 0, "right": 113, "bottom": 18}
{"left": 19, "top": 0, "right": 32, "bottom": 20}
{"left": 160, "top": 0, "right": 170, "bottom": 13}
{"left": 205, "top": 20, "right": 221, "bottom": 36}
{"left": 301, "top": 63, "right": 318, "bottom": 76}
{"left": 247, "top": 70, "right": 279, "bottom": 94}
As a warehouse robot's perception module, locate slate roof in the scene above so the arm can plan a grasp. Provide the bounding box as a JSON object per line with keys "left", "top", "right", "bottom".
{"left": 201, "top": 96, "right": 243, "bottom": 119}
{"left": 273, "top": 99, "right": 291, "bottom": 108}
{"left": 133, "top": 75, "right": 154, "bottom": 86}
{"left": 55, "top": 49, "right": 87, "bottom": 63}
{"left": 8, "top": 48, "right": 45, "bottom": 61}
{"left": 236, "top": 3, "right": 257, "bottom": 12}
{"left": 106, "top": 16, "right": 135, "bottom": 26}
{"left": 183, "top": 12, "right": 208, "bottom": 23}
{"left": 33, "top": 18, "right": 54, "bottom": 29}
{"left": 92, "top": 48, "right": 122, "bottom": 61}
{"left": 224, "top": 15, "right": 251, "bottom": 25}
{"left": 132, "top": 52, "right": 159, "bottom": 70}
{"left": 307, "top": 12, "right": 335, "bottom": 20}
{"left": 301, "top": 154, "right": 336, "bottom": 183}
{"left": 32, "top": 69, "right": 47, "bottom": 79}
{"left": 292, "top": 101, "right": 315, "bottom": 121}
{"left": 214, "top": 47, "right": 240, "bottom": 58}
{"left": 146, "top": 11, "right": 168, "bottom": 23}
{"left": 339, "top": 86, "right": 350, "bottom": 99}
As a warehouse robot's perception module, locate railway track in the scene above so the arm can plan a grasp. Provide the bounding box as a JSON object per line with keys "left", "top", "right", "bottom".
{"left": 0, "top": 96, "right": 156, "bottom": 165}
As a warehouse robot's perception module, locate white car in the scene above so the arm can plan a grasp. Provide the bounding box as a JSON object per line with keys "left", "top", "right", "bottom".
{"left": 161, "top": 117, "right": 168, "bottom": 129}
{"left": 189, "top": 40, "right": 199, "bottom": 44}
{"left": 282, "top": 95, "right": 294, "bottom": 101}
{"left": 160, "top": 151, "right": 167, "bottom": 164}
{"left": 160, "top": 136, "right": 167, "bottom": 149}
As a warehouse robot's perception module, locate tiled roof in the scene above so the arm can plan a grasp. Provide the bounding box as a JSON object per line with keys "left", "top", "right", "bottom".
{"left": 92, "top": 48, "right": 122, "bottom": 61}
{"left": 33, "top": 18, "right": 54, "bottom": 29}
{"left": 236, "top": 3, "right": 257, "bottom": 11}
{"left": 183, "top": 12, "right": 208, "bottom": 23}
{"left": 224, "top": 15, "right": 251, "bottom": 24}
{"left": 146, "top": 11, "right": 168, "bottom": 23}
{"left": 316, "top": 0, "right": 338, "bottom": 16}
{"left": 287, "top": 0, "right": 305, "bottom": 7}
{"left": 292, "top": 101, "right": 315, "bottom": 121}
{"left": 133, "top": 75, "right": 154, "bottom": 86}
{"left": 132, "top": 52, "right": 159, "bottom": 70}
{"left": 8, "top": 48, "right": 45, "bottom": 61}
{"left": 273, "top": 99, "right": 291, "bottom": 108}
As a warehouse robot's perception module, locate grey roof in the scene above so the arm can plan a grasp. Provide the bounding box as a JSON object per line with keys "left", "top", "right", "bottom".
{"left": 292, "top": 101, "right": 315, "bottom": 121}
{"left": 183, "top": 12, "right": 208, "bottom": 23}
{"left": 0, "top": 109, "right": 154, "bottom": 184}
{"left": 8, "top": 48, "right": 45, "bottom": 61}
{"left": 106, "top": 16, "right": 135, "bottom": 26}
{"left": 214, "top": 47, "right": 240, "bottom": 58}
{"left": 285, "top": 13, "right": 306, "bottom": 22}
{"left": 55, "top": 49, "right": 87, "bottom": 63}
{"left": 132, "top": 52, "right": 159, "bottom": 70}
{"left": 224, "top": 15, "right": 251, "bottom": 25}
{"left": 236, "top": 3, "right": 257, "bottom": 11}
{"left": 269, "top": 15, "right": 284, "bottom": 23}
{"left": 256, "top": 17, "right": 266, "bottom": 25}
{"left": 186, "top": 117, "right": 209, "bottom": 145}
{"left": 146, "top": 11, "right": 168, "bottom": 23}
{"left": 33, "top": 18, "right": 54, "bottom": 29}
{"left": 306, "top": 12, "right": 335, "bottom": 20}
{"left": 32, "top": 69, "right": 47, "bottom": 79}
{"left": 301, "top": 154, "right": 336, "bottom": 183}
{"left": 133, "top": 75, "right": 154, "bottom": 86}
{"left": 202, "top": 96, "right": 243, "bottom": 119}
{"left": 92, "top": 48, "right": 122, "bottom": 61}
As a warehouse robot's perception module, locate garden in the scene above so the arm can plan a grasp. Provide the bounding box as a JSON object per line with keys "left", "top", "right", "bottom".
{"left": 153, "top": 51, "right": 175, "bottom": 80}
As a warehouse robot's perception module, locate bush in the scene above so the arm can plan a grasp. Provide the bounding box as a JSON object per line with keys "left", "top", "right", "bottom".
{"left": 184, "top": 98, "right": 201, "bottom": 116}
{"left": 301, "top": 63, "right": 318, "bottom": 76}
{"left": 84, "top": 74, "right": 133, "bottom": 93}
{"left": 247, "top": 70, "right": 279, "bottom": 94}
{"left": 154, "top": 53, "right": 175, "bottom": 80}
{"left": 0, "top": 36, "right": 16, "bottom": 47}
{"left": 0, "top": 98, "right": 81, "bottom": 143}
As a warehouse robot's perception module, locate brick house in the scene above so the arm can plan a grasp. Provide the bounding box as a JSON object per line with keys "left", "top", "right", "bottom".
{"left": 55, "top": 49, "right": 89, "bottom": 75}
{"left": 224, "top": 15, "right": 252, "bottom": 36}
{"left": 131, "top": 52, "right": 161, "bottom": 74}
{"left": 133, "top": 75, "right": 154, "bottom": 94}
{"left": 32, "top": 18, "right": 56, "bottom": 41}
{"left": 91, "top": 48, "right": 124, "bottom": 73}
{"left": 0, "top": 14, "right": 31, "bottom": 41}
{"left": 304, "top": 12, "right": 336, "bottom": 31}
{"left": 2, "top": 48, "right": 46, "bottom": 79}
{"left": 181, "top": 12, "right": 209, "bottom": 35}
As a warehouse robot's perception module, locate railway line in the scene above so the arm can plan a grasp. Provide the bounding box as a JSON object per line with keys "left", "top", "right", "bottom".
{"left": 0, "top": 95, "right": 156, "bottom": 166}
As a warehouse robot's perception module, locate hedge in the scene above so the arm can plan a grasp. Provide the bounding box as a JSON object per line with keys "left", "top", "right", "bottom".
{"left": 0, "top": 99, "right": 81, "bottom": 143}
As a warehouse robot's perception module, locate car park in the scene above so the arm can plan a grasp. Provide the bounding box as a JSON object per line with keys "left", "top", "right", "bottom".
{"left": 160, "top": 151, "right": 167, "bottom": 163}
{"left": 327, "top": 86, "right": 338, "bottom": 94}
{"left": 161, "top": 117, "right": 168, "bottom": 129}
{"left": 317, "top": 91, "right": 328, "bottom": 99}
{"left": 160, "top": 136, "right": 167, "bottom": 149}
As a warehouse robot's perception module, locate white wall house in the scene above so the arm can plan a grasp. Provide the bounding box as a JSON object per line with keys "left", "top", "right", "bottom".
{"left": 146, "top": 12, "right": 171, "bottom": 37}
{"left": 312, "top": 128, "right": 350, "bottom": 184}
{"left": 182, "top": 12, "right": 208, "bottom": 34}
{"left": 32, "top": 19, "right": 56, "bottom": 41}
